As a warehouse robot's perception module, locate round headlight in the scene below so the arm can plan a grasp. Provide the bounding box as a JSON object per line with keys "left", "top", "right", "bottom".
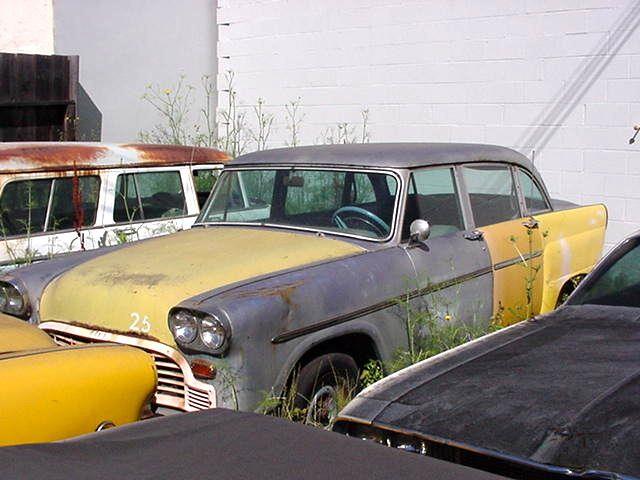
{"left": 170, "top": 310, "right": 198, "bottom": 344}
{"left": 200, "top": 316, "right": 226, "bottom": 350}
{"left": 0, "top": 282, "right": 27, "bottom": 316}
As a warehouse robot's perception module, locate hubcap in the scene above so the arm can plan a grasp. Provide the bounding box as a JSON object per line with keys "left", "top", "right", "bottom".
{"left": 305, "top": 385, "right": 338, "bottom": 427}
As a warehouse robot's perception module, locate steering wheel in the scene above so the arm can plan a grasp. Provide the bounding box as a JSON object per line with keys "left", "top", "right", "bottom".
{"left": 331, "top": 206, "right": 390, "bottom": 237}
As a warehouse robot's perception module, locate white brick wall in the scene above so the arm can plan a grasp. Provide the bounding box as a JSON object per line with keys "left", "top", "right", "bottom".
{"left": 0, "top": 0, "right": 53, "bottom": 54}
{"left": 218, "top": 0, "right": 640, "bottom": 249}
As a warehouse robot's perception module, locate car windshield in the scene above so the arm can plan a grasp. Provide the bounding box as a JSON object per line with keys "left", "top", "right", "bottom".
{"left": 569, "top": 237, "right": 640, "bottom": 307}
{"left": 196, "top": 168, "right": 399, "bottom": 240}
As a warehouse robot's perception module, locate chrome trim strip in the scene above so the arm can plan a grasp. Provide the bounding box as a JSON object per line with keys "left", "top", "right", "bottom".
{"left": 493, "top": 250, "right": 542, "bottom": 271}
{"left": 272, "top": 265, "right": 493, "bottom": 344}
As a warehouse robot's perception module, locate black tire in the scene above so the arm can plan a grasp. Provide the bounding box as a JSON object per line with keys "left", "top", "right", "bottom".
{"left": 293, "top": 353, "right": 358, "bottom": 425}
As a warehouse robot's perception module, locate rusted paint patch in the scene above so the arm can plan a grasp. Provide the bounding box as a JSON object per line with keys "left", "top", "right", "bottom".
{"left": 96, "top": 270, "right": 168, "bottom": 287}
{"left": 0, "top": 142, "right": 230, "bottom": 174}
{"left": 122, "top": 143, "right": 231, "bottom": 164}
{"left": 223, "top": 280, "right": 304, "bottom": 308}
{"left": 0, "top": 144, "right": 108, "bottom": 167}
{"left": 66, "top": 321, "right": 161, "bottom": 342}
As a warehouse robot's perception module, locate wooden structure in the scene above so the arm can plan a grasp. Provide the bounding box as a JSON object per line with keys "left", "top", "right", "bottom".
{"left": 0, "top": 52, "right": 79, "bottom": 141}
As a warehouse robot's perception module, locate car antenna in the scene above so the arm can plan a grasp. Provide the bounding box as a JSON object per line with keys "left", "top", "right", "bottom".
{"left": 629, "top": 124, "right": 640, "bottom": 144}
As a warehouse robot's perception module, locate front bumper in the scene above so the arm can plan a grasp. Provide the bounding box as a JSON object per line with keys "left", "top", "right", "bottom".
{"left": 39, "top": 321, "right": 216, "bottom": 412}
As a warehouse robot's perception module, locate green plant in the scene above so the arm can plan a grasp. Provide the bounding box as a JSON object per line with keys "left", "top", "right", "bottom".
{"left": 360, "top": 359, "right": 385, "bottom": 388}
{"left": 259, "top": 365, "right": 358, "bottom": 429}
{"left": 285, "top": 97, "right": 304, "bottom": 147}
{"left": 249, "top": 98, "right": 274, "bottom": 151}
{"left": 388, "top": 292, "right": 500, "bottom": 374}
{"left": 505, "top": 218, "right": 549, "bottom": 322}
{"left": 139, "top": 75, "right": 196, "bottom": 145}
{"left": 318, "top": 108, "right": 371, "bottom": 145}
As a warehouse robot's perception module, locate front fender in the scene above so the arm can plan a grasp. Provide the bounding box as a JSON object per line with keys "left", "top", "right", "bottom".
{"left": 271, "top": 320, "right": 386, "bottom": 397}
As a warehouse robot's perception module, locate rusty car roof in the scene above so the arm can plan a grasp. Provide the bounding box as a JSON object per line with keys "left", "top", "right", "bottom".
{"left": 0, "top": 142, "right": 231, "bottom": 174}
{"left": 230, "top": 143, "right": 535, "bottom": 171}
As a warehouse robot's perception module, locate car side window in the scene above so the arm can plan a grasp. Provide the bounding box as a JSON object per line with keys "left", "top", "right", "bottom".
{"left": 403, "top": 167, "right": 464, "bottom": 239}
{"left": 0, "top": 179, "right": 52, "bottom": 236}
{"left": 462, "top": 164, "right": 520, "bottom": 227}
{"left": 48, "top": 176, "right": 101, "bottom": 231}
{"left": 114, "top": 171, "right": 186, "bottom": 222}
{"left": 517, "top": 168, "right": 550, "bottom": 214}
{"left": 192, "top": 169, "right": 219, "bottom": 209}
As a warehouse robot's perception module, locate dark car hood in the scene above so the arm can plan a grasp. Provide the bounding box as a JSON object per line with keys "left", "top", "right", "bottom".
{"left": 0, "top": 409, "right": 507, "bottom": 480}
{"left": 339, "top": 305, "right": 640, "bottom": 477}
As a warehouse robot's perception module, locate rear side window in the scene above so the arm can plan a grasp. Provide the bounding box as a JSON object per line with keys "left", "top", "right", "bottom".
{"left": 403, "top": 167, "right": 464, "bottom": 239}
{"left": 462, "top": 165, "right": 520, "bottom": 227}
{"left": 0, "top": 176, "right": 100, "bottom": 236}
{"left": 517, "top": 168, "right": 549, "bottom": 214}
{"left": 192, "top": 169, "right": 219, "bottom": 209}
{"left": 114, "top": 171, "right": 186, "bottom": 222}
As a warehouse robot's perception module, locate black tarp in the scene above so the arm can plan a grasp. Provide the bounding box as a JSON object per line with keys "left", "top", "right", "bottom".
{"left": 0, "top": 408, "right": 506, "bottom": 480}
{"left": 343, "top": 305, "right": 640, "bottom": 477}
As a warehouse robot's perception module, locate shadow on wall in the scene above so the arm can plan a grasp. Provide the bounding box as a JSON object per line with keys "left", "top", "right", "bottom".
{"left": 516, "top": 1, "right": 640, "bottom": 157}
{"left": 76, "top": 83, "right": 102, "bottom": 141}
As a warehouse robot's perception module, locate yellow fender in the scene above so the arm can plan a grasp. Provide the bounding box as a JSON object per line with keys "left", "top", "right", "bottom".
{"left": 0, "top": 313, "right": 56, "bottom": 353}
{"left": 0, "top": 344, "right": 157, "bottom": 446}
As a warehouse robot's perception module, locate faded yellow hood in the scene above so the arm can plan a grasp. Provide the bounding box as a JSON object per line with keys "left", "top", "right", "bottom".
{"left": 39, "top": 227, "right": 364, "bottom": 345}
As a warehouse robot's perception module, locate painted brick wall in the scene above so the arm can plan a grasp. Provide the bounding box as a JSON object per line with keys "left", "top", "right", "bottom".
{"left": 217, "top": 0, "right": 640, "bottom": 249}
{"left": 0, "top": 0, "right": 53, "bottom": 54}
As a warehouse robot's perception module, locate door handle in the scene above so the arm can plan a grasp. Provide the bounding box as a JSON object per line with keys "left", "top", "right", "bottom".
{"left": 115, "top": 228, "right": 136, "bottom": 236}
{"left": 464, "top": 230, "right": 484, "bottom": 241}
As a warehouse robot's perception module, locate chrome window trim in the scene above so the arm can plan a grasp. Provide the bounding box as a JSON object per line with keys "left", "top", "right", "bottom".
{"left": 513, "top": 166, "right": 553, "bottom": 216}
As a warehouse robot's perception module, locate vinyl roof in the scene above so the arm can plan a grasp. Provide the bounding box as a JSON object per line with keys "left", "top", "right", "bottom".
{"left": 231, "top": 143, "right": 535, "bottom": 170}
{"left": 0, "top": 408, "right": 508, "bottom": 480}
{"left": 0, "top": 142, "right": 230, "bottom": 174}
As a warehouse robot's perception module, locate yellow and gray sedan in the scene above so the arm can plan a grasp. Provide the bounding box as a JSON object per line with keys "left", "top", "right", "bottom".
{"left": 0, "top": 144, "right": 606, "bottom": 418}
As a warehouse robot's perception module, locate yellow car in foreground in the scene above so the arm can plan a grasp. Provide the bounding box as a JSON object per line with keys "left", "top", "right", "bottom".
{"left": 0, "top": 314, "right": 156, "bottom": 446}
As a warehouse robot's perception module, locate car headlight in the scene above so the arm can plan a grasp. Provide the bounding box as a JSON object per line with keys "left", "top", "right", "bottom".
{"left": 200, "top": 316, "right": 226, "bottom": 350}
{"left": 168, "top": 308, "right": 229, "bottom": 355}
{"left": 169, "top": 310, "right": 198, "bottom": 344}
{"left": 0, "top": 281, "right": 29, "bottom": 317}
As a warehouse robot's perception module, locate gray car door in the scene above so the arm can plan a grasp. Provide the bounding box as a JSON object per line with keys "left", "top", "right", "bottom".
{"left": 401, "top": 166, "right": 494, "bottom": 330}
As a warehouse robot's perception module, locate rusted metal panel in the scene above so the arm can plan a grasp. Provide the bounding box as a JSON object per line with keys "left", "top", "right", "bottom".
{"left": 0, "top": 142, "right": 231, "bottom": 174}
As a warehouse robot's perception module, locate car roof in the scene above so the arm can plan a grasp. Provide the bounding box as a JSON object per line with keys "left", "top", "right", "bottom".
{"left": 230, "top": 143, "right": 535, "bottom": 171}
{"left": 0, "top": 409, "right": 508, "bottom": 480}
{"left": 0, "top": 142, "right": 230, "bottom": 174}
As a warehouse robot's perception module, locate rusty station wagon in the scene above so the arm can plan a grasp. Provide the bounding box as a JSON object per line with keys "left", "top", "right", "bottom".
{"left": 0, "top": 142, "right": 229, "bottom": 267}
{"left": 1, "top": 143, "right": 606, "bottom": 416}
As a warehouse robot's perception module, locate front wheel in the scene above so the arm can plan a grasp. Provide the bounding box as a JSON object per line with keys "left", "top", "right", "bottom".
{"left": 293, "top": 353, "right": 358, "bottom": 427}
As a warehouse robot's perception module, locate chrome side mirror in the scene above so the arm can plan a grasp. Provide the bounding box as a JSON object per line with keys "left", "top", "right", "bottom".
{"left": 409, "top": 219, "right": 431, "bottom": 243}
